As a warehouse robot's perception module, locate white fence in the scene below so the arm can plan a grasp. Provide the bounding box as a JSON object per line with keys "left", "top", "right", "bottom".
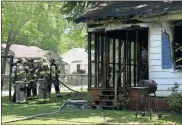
{"left": 59, "top": 74, "right": 88, "bottom": 90}
{"left": 2, "top": 74, "right": 89, "bottom": 91}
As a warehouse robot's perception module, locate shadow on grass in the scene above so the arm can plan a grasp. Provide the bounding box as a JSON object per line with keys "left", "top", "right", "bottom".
{"left": 2, "top": 92, "right": 182, "bottom": 124}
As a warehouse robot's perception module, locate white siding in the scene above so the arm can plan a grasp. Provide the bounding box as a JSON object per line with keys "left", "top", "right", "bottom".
{"left": 67, "top": 62, "right": 89, "bottom": 74}
{"left": 148, "top": 22, "right": 182, "bottom": 97}
{"left": 149, "top": 53, "right": 161, "bottom": 60}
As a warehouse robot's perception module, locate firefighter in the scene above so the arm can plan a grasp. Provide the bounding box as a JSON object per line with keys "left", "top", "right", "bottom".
{"left": 13, "top": 58, "right": 27, "bottom": 103}
{"left": 35, "top": 57, "right": 50, "bottom": 104}
{"left": 49, "top": 58, "right": 61, "bottom": 98}
{"left": 26, "top": 58, "right": 37, "bottom": 100}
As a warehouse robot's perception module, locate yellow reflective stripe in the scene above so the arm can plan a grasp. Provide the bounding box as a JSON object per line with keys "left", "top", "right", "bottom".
{"left": 15, "top": 81, "right": 25, "bottom": 83}
{"left": 40, "top": 71, "right": 50, "bottom": 74}
{"left": 38, "top": 99, "right": 45, "bottom": 101}
{"left": 39, "top": 98, "right": 49, "bottom": 101}
{"left": 17, "top": 72, "right": 25, "bottom": 75}
{"left": 40, "top": 71, "right": 49, "bottom": 74}
{"left": 20, "top": 100, "right": 26, "bottom": 103}
{"left": 45, "top": 98, "right": 49, "bottom": 101}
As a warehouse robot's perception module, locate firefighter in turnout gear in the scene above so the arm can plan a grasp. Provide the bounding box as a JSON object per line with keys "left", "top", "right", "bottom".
{"left": 49, "top": 58, "right": 61, "bottom": 98}
{"left": 26, "top": 58, "right": 37, "bottom": 100}
{"left": 35, "top": 57, "right": 50, "bottom": 104}
{"left": 12, "top": 58, "right": 27, "bottom": 103}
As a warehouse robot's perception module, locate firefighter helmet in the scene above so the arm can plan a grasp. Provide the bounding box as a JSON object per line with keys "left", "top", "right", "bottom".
{"left": 42, "top": 57, "right": 47, "bottom": 62}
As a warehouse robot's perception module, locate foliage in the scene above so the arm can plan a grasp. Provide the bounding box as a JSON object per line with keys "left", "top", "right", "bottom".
{"left": 85, "top": 93, "right": 94, "bottom": 105}
{"left": 167, "top": 82, "right": 182, "bottom": 114}
{"left": 1, "top": 2, "right": 65, "bottom": 88}
{"left": 2, "top": 2, "right": 66, "bottom": 52}
{"left": 174, "top": 42, "right": 182, "bottom": 64}
{"left": 117, "top": 93, "right": 130, "bottom": 110}
{"left": 1, "top": 2, "right": 90, "bottom": 88}
{"left": 61, "top": 1, "right": 96, "bottom": 21}
{"left": 60, "top": 22, "right": 87, "bottom": 53}
{"left": 60, "top": 1, "right": 98, "bottom": 53}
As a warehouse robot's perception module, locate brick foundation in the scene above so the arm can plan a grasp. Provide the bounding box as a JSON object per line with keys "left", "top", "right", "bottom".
{"left": 128, "top": 89, "right": 169, "bottom": 111}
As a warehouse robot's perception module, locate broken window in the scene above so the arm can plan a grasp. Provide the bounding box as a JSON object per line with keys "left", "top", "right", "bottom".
{"left": 173, "top": 26, "right": 182, "bottom": 69}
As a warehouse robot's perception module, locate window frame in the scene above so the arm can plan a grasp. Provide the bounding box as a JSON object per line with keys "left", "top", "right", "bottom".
{"left": 171, "top": 22, "right": 182, "bottom": 70}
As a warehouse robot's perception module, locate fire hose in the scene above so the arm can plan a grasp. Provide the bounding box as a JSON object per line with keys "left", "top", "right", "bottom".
{"left": 3, "top": 79, "right": 106, "bottom": 123}
{"left": 3, "top": 79, "right": 78, "bottom": 124}
{"left": 57, "top": 79, "right": 79, "bottom": 93}
{"left": 3, "top": 101, "right": 67, "bottom": 123}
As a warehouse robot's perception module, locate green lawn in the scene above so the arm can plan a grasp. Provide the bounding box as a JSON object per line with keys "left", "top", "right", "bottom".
{"left": 2, "top": 91, "right": 182, "bottom": 124}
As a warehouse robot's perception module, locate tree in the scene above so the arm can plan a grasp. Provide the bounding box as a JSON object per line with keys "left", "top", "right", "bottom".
{"left": 61, "top": 1, "right": 110, "bottom": 52}
{"left": 1, "top": 1, "right": 97, "bottom": 88}
{"left": 61, "top": 1, "right": 97, "bottom": 21}
{"left": 59, "top": 22, "right": 87, "bottom": 53}
{"left": 1, "top": 2, "right": 65, "bottom": 88}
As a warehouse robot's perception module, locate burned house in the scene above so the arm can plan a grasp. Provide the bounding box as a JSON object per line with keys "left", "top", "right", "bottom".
{"left": 74, "top": 1, "right": 182, "bottom": 110}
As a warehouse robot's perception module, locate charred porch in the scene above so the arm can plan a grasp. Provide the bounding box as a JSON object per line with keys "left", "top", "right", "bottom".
{"left": 87, "top": 27, "right": 149, "bottom": 109}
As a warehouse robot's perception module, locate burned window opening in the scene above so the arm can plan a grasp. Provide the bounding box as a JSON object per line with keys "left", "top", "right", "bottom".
{"left": 174, "top": 26, "right": 182, "bottom": 69}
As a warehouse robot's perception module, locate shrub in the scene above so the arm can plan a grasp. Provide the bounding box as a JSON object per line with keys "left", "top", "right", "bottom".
{"left": 167, "top": 82, "right": 182, "bottom": 114}
{"left": 116, "top": 93, "right": 130, "bottom": 110}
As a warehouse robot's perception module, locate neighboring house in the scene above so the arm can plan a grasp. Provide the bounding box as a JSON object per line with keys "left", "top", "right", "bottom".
{"left": 74, "top": 1, "right": 182, "bottom": 110}
{"left": 61, "top": 48, "right": 89, "bottom": 74}
{"left": 1, "top": 43, "right": 66, "bottom": 74}
{"left": 1, "top": 47, "right": 15, "bottom": 74}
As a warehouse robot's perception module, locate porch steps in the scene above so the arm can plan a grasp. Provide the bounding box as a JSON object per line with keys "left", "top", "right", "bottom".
{"left": 91, "top": 89, "right": 124, "bottom": 109}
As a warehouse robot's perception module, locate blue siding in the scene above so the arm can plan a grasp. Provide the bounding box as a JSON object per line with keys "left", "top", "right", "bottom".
{"left": 161, "top": 30, "right": 172, "bottom": 69}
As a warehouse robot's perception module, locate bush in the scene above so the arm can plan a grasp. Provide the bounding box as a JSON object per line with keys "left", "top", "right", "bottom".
{"left": 116, "top": 93, "right": 130, "bottom": 110}
{"left": 167, "top": 82, "right": 182, "bottom": 114}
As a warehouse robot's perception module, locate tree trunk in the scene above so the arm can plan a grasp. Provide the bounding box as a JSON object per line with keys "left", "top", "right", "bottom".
{"left": 1, "top": 43, "right": 11, "bottom": 90}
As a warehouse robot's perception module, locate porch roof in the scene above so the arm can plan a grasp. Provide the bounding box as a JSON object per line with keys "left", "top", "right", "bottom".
{"left": 74, "top": 1, "right": 182, "bottom": 23}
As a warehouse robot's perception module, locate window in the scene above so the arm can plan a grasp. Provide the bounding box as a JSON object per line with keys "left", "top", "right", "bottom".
{"left": 76, "top": 64, "right": 80, "bottom": 73}
{"left": 173, "top": 26, "right": 182, "bottom": 69}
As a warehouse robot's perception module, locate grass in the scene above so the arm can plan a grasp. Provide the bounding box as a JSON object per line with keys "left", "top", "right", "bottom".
{"left": 2, "top": 91, "right": 182, "bottom": 124}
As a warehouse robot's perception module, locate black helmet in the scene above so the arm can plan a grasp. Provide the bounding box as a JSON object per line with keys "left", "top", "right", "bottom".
{"left": 17, "top": 58, "right": 23, "bottom": 63}
{"left": 49, "top": 58, "right": 55, "bottom": 63}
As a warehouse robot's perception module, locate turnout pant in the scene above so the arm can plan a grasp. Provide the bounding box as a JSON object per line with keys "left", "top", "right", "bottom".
{"left": 38, "top": 78, "right": 49, "bottom": 102}
{"left": 27, "top": 82, "right": 37, "bottom": 98}
{"left": 54, "top": 79, "right": 60, "bottom": 95}
{"left": 48, "top": 78, "right": 60, "bottom": 96}
{"left": 15, "top": 83, "right": 26, "bottom": 103}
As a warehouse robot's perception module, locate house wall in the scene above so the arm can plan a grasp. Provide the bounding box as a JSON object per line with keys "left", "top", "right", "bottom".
{"left": 67, "top": 62, "right": 88, "bottom": 74}
{"left": 87, "top": 12, "right": 182, "bottom": 97}
{"left": 148, "top": 22, "right": 182, "bottom": 97}
{"left": 88, "top": 21, "right": 182, "bottom": 97}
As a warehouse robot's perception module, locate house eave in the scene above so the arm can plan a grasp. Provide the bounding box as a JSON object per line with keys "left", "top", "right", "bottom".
{"left": 86, "top": 11, "right": 182, "bottom": 29}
